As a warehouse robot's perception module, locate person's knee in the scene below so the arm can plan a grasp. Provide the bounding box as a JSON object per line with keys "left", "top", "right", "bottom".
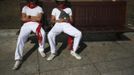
{"left": 18, "top": 34, "right": 26, "bottom": 40}
{"left": 74, "top": 31, "right": 82, "bottom": 38}
{"left": 78, "top": 31, "right": 82, "bottom": 38}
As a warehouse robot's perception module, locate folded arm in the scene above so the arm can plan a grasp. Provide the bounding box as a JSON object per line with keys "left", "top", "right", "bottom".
{"left": 51, "top": 15, "right": 73, "bottom": 23}
{"left": 21, "top": 13, "right": 43, "bottom": 22}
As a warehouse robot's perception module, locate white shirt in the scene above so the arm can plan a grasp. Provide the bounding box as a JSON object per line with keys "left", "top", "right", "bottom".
{"left": 51, "top": 8, "right": 72, "bottom": 20}
{"left": 22, "top": 6, "right": 43, "bottom": 16}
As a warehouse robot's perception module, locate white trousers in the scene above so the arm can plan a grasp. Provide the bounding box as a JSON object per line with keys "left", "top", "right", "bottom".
{"left": 48, "top": 22, "right": 82, "bottom": 54}
{"left": 15, "top": 22, "right": 45, "bottom": 60}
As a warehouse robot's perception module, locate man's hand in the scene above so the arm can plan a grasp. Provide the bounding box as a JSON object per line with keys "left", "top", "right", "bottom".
{"left": 21, "top": 13, "right": 42, "bottom": 22}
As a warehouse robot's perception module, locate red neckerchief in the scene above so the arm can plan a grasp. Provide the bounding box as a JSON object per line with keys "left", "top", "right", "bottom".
{"left": 27, "top": 3, "right": 37, "bottom": 9}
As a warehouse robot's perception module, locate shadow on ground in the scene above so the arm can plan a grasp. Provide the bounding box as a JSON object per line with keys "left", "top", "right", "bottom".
{"left": 82, "top": 32, "right": 131, "bottom": 42}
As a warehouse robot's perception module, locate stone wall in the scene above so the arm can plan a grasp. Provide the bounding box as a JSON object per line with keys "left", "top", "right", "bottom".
{"left": 50, "top": 0, "right": 123, "bottom": 2}
{"left": 0, "top": 0, "right": 21, "bottom": 29}
{"left": 0, "top": 0, "right": 133, "bottom": 29}
{"left": 127, "top": 0, "right": 134, "bottom": 27}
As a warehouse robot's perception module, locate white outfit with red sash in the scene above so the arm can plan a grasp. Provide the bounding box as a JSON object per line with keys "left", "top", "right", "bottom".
{"left": 48, "top": 8, "right": 82, "bottom": 54}
{"left": 15, "top": 6, "right": 45, "bottom": 60}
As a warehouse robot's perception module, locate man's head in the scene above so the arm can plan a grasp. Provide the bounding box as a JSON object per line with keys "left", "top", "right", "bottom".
{"left": 55, "top": 0, "right": 67, "bottom": 9}
{"left": 26, "top": 0, "right": 38, "bottom": 8}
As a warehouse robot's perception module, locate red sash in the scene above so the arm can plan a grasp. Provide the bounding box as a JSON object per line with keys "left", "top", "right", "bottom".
{"left": 36, "top": 23, "right": 42, "bottom": 45}
{"left": 67, "top": 36, "right": 73, "bottom": 50}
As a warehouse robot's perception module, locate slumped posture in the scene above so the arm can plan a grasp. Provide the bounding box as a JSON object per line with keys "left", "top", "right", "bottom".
{"left": 47, "top": 0, "right": 82, "bottom": 61}
{"left": 12, "top": 0, "right": 46, "bottom": 70}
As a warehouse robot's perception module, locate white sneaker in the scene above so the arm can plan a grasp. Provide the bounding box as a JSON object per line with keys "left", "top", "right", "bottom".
{"left": 71, "top": 51, "right": 82, "bottom": 60}
{"left": 47, "top": 53, "right": 56, "bottom": 61}
{"left": 38, "top": 48, "right": 46, "bottom": 57}
{"left": 39, "top": 51, "right": 46, "bottom": 58}
{"left": 12, "top": 60, "right": 21, "bottom": 70}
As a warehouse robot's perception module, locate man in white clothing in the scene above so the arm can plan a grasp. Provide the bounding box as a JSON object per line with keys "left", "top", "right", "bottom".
{"left": 12, "top": 0, "right": 46, "bottom": 70}
{"left": 47, "top": 0, "right": 82, "bottom": 61}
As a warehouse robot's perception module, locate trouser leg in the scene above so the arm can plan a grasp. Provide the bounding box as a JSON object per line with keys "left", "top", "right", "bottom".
{"left": 47, "top": 23, "right": 62, "bottom": 54}
{"left": 15, "top": 25, "right": 31, "bottom": 60}
{"left": 63, "top": 24, "right": 82, "bottom": 52}
{"left": 37, "top": 28, "right": 46, "bottom": 52}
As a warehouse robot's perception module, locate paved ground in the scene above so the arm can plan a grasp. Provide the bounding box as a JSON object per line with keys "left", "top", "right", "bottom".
{"left": 0, "top": 29, "right": 134, "bottom": 75}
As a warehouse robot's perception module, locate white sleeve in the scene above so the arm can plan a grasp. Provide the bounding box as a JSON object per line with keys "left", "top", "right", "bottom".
{"left": 22, "top": 6, "right": 26, "bottom": 13}
{"left": 51, "top": 8, "right": 56, "bottom": 16}
{"left": 38, "top": 6, "right": 44, "bottom": 14}
{"left": 69, "top": 8, "right": 72, "bottom": 16}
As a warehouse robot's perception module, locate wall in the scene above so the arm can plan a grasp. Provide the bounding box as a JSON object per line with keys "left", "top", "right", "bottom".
{"left": 0, "top": 0, "right": 133, "bottom": 29}
{"left": 0, "top": 0, "right": 21, "bottom": 29}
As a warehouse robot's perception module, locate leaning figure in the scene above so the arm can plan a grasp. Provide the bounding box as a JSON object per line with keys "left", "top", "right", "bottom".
{"left": 12, "top": 0, "right": 46, "bottom": 70}
{"left": 47, "top": 0, "right": 82, "bottom": 61}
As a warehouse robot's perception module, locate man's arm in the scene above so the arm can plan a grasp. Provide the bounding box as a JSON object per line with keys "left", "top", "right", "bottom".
{"left": 21, "top": 13, "right": 43, "bottom": 22}
{"left": 50, "top": 9, "right": 73, "bottom": 23}
{"left": 31, "top": 13, "right": 43, "bottom": 22}
{"left": 58, "top": 16, "right": 73, "bottom": 23}
{"left": 51, "top": 15, "right": 73, "bottom": 23}
{"left": 51, "top": 15, "right": 56, "bottom": 24}
{"left": 69, "top": 16, "right": 73, "bottom": 24}
{"left": 21, "top": 13, "right": 30, "bottom": 22}
{"left": 48, "top": 15, "right": 56, "bottom": 27}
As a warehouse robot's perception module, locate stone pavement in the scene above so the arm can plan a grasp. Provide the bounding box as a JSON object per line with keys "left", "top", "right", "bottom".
{"left": 0, "top": 29, "right": 134, "bottom": 75}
